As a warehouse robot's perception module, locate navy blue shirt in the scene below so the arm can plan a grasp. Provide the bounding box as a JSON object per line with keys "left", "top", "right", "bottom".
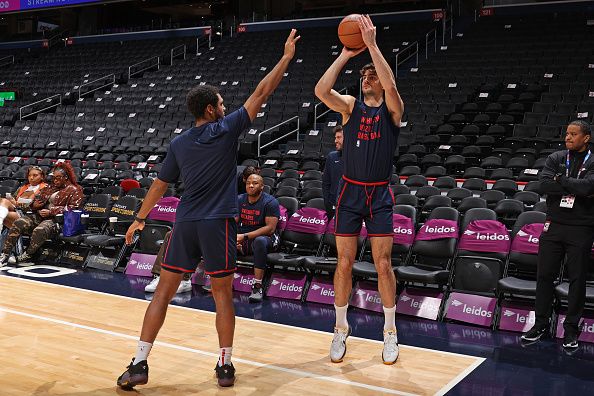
{"left": 158, "top": 107, "right": 251, "bottom": 222}
{"left": 322, "top": 150, "right": 343, "bottom": 210}
{"left": 237, "top": 192, "right": 280, "bottom": 233}
{"left": 342, "top": 100, "right": 400, "bottom": 182}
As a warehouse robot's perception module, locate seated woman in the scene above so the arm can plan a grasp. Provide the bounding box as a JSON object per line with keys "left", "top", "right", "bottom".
{"left": 0, "top": 166, "right": 48, "bottom": 233}
{"left": 0, "top": 162, "right": 83, "bottom": 266}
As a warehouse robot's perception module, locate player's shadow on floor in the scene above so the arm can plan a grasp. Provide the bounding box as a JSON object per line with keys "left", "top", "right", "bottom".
{"left": 236, "top": 354, "right": 426, "bottom": 396}
{"left": 32, "top": 357, "right": 424, "bottom": 395}
{"left": 33, "top": 381, "right": 242, "bottom": 395}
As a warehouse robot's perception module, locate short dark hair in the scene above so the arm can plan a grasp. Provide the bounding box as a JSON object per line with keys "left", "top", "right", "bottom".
{"left": 569, "top": 120, "right": 591, "bottom": 135}
{"left": 360, "top": 63, "right": 376, "bottom": 76}
{"left": 334, "top": 125, "right": 343, "bottom": 134}
{"left": 186, "top": 85, "right": 219, "bottom": 119}
{"left": 243, "top": 165, "right": 259, "bottom": 179}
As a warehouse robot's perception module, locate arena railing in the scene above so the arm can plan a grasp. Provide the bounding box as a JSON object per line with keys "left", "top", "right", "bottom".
{"left": 314, "top": 87, "right": 347, "bottom": 130}
{"left": 128, "top": 56, "right": 160, "bottom": 80}
{"left": 257, "top": 116, "right": 300, "bottom": 157}
{"left": 19, "top": 94, "right": 61, "bottom": 120}
{"left": 395, "top": 41, "right": 419, "bottom": 78}
{"left": 78, "top": 73, "right": 116, "bottom": 99}
{"left": 425, "top": 28, "right": 438, "bottom": 59}
{"left": 170, "top": 44, "right": 186, "bottom": 64}
{"left": 196, "top": 34, "right": 211, "bottom": 55}
{"left": 0, "top": 55, "right": 14, "bottom": 68}
{"left": 442, "top": 13, "right": 454, "bottom": 46}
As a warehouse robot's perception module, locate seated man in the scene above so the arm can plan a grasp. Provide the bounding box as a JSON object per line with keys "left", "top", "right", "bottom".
{"left": 237, "top": 166, "right": 259, "bottom": 195}
{"left": 236, "top": 174, "right": 280, "bottom": 302}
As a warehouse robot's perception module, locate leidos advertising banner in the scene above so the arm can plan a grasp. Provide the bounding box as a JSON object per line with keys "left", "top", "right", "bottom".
{"left": 0, "top": 0, "right": 21, "bottom": 12}
{"left": 1, "top": 0, "right": 104, "bottom": 13}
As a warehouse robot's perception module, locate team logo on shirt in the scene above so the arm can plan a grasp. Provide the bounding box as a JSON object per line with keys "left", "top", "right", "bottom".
{"left": 357, "top": 115, "right": 382, "bottom": 141}
{"left": 240, "top": 208, "right": 262, "bottom": 227}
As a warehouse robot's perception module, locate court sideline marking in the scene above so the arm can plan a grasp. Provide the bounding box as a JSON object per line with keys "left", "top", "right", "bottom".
{"left": 1, "top": 306, "right": 417, "bottom": 396}
{"left": 0, "top": 274, "right": 486, "bottom": 395}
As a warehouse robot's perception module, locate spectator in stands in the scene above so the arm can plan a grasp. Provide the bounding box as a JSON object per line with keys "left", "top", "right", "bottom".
{"left": 117, "top": 29, "right": 299, "bottom": 389}
{"left": 236, "top": 174, "right": 280, "bottom": 302}
{"left": 144, "top": 230, "right": 193, "bottom": 294}
{"left": 0, "top": 165, "right": 48, "bottom": 231}
{"left": 322, "top": 125, "right": 344, "bottom": 218}
{"left": 237, "top": 166, "right": 259, "bottom": 195}
{"left": 0, "top": 162, "right": 83, "bottom": 266}
{"left": 315, "top": 15, "right": 403, "bottom": 365}
{"left": 522, "top": 120, "right": 594, "bottom": 350}
{"left": 0, "top": 166, "right": 48, "bottom": 265}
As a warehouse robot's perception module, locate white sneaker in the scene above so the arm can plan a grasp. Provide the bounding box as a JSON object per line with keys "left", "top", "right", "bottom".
{"left": 382, "top": 329, "right": 399, "bottom": 365}
{"left": 176, "top": 279, "right": 192, "bottom": 293}
{"left": 144, "top": 276, "right": 160, "bottom": 293}
{"left": 330, "top": 326, "right": 351, "bottom": 363}
{"left": 8, "top": 255, "right": 16, "bottom": 265}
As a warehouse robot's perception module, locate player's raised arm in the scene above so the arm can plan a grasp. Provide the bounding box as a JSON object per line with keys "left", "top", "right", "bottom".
{"left": 358, "top": 14, "right": 404, "bottom": 125}
{"left": 243, "top": 29, "right": 300, "bottom": 121}
{"left": 314, "top": 46, "right": 364, "bottom": 120}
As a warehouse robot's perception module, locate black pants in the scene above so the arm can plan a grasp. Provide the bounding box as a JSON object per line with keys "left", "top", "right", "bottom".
{"left": 535, "top": 221, "right": 594, "bottom": 333}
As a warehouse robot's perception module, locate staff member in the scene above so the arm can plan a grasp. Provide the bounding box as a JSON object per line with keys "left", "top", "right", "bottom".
{"left": 522, "top": 120, "right": 594, "bottom": 350}
{"left": 322, "top": 125, "right": 343, "bottom": 219}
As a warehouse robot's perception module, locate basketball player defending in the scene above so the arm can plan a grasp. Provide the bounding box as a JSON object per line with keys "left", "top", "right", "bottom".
{"left": 116, "top": 29, "right": 300, "bottom": 389}
{"left": 315, "top": 15, "right": 403, "bottom": 364}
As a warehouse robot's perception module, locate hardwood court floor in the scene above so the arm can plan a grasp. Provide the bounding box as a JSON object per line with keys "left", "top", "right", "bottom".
{"left": 0, "top": 276, "right": 484, "bottom": 395}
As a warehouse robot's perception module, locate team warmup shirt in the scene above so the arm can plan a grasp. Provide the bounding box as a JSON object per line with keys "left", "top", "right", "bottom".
{"left": 342, "top": 99, "right": 400, "bottom": 182}
{"left": 158, "top": 107, "right": 251, "bottom": 222}
{"left": 237, "top": 192, "right": 280, "bottom": 233}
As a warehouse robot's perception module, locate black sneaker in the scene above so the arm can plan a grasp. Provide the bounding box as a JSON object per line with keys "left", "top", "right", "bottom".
{"left": 117, "top": 359, "right": 149, "bottom": 390}
{"left": 563, "top": 331, "right": 579, "bottom": 349}
{"left": 249, "top": 283, "right": 264, "bottom": 303}
{"left": 215, "top": 362, "right": 235, "bottom": 387}
{"left": 521, "top": 325, "right": 547, "bottom": 343}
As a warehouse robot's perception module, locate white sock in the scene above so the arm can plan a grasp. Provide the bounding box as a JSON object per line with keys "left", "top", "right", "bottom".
{"left": 334, "top": 304, "right": 349, "bottom": 329}
{"left": 254, "top": 278, "right": 262, "bottom": 285}
{"left": 133, "top": 341, "right": 152, "bottom": 364}
{"left": 0, "top": 206, "right": 8, "bottom": 232}
{"left": 383, "top": 305, "right": 396, "bottom": 332}
{"left": 218, "top": 347, "right": 233, "bottom": 366}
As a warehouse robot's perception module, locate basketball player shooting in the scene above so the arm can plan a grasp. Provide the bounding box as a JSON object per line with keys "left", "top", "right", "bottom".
{"left": 314, "top": 14, "right": 404, "bottom": 365}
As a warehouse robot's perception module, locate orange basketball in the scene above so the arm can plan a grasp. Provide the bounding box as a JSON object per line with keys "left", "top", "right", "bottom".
{"left": 338, "top": 14, "right": 364, "bottom": 49}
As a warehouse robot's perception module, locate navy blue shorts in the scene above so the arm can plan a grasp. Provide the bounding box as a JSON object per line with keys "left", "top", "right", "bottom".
{"left": 161, "top": 218, "right": 237, "bottom": 278}
{"left": 335, "top": 176, "right": 394, "bottom": 237}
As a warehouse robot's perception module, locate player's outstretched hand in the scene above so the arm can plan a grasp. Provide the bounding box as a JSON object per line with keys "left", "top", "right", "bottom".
{"left": 358, "top": 14, "right": 377, "bottom": 48}
{"left": 125, "top": 220, "right": 145, "bottom": 245}
{"left": 283, "top": 29, "right": 301, "bottom": 60}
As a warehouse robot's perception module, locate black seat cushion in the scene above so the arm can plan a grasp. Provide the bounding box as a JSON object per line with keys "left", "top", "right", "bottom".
{"left": 498, "top": 277, "right": 537, "bottom": 295}
{"left": 84, "top": 234, "right": 125, "bottom": 247}
{"left": 395, "top": 266, "right": 449, "bottom": 284}
{"left": 236, "top": 255, "right": 254, "bottom": 266}
{"left": 555, "top": 282, "right": 594, "bottom": 302}
{"left": 353, "top": 261, "right": 379, "bottom": 276}
{"left": 58, "top": 233, "right": 86, "bottom": 244}
{"left": 266, "top": 252, "right": 304, "bottom": 268}
{"left": 301, "top": 256, "right": 337, "bottom": 272}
